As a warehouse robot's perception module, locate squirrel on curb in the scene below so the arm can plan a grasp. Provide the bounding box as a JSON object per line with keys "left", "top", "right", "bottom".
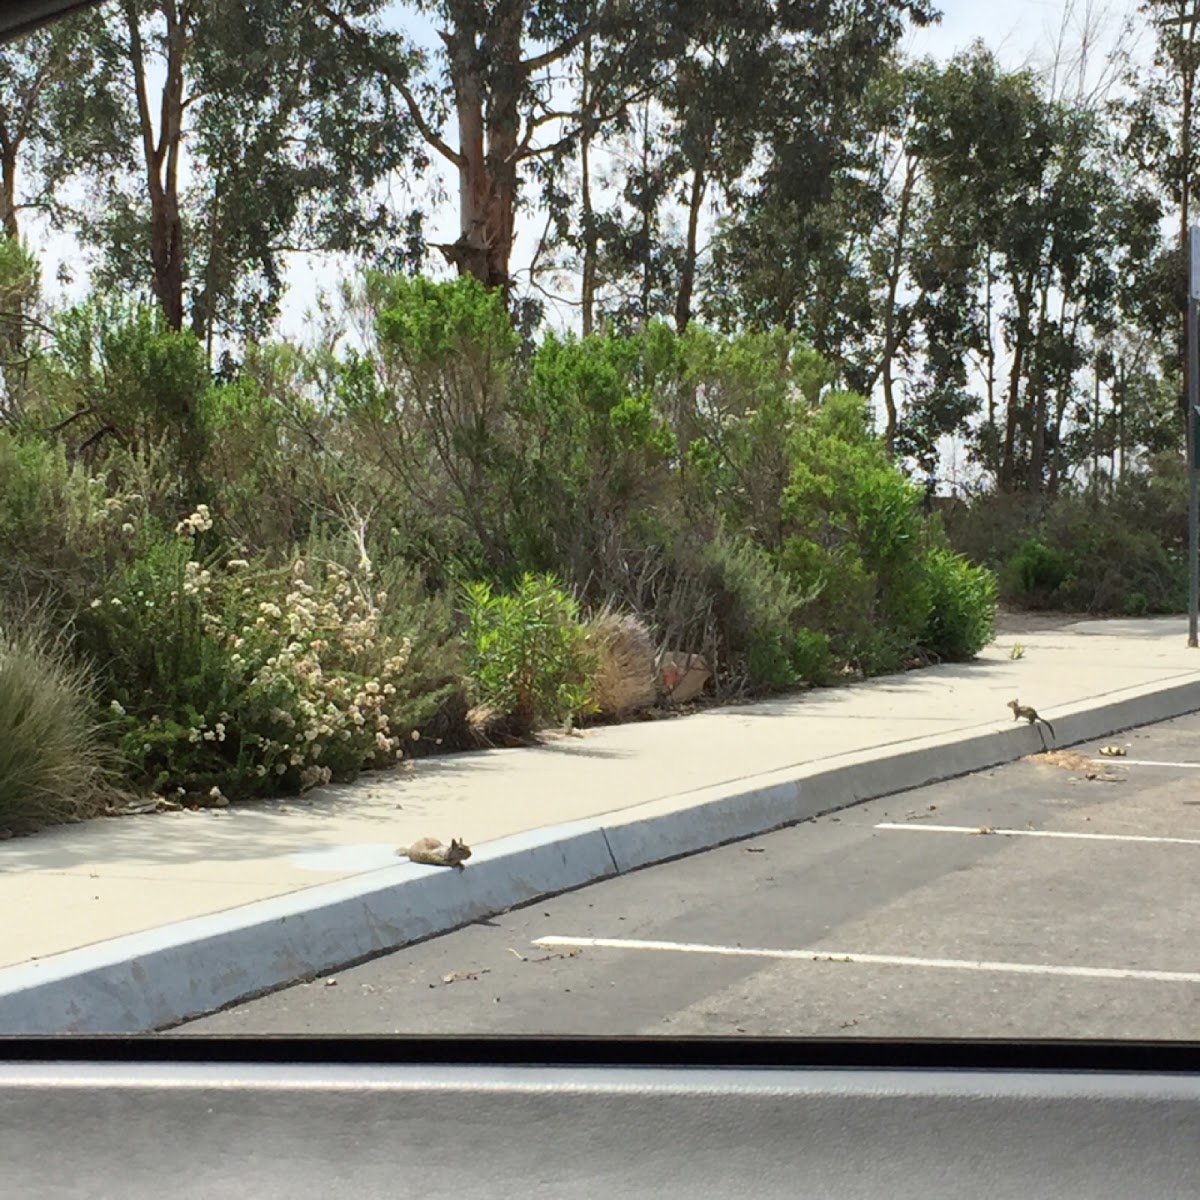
{"left": 1008, "top": 699, "right": 1055, "bottom": 742}
{"left": 396, "top": 836, "right": 472, "bottom": 870}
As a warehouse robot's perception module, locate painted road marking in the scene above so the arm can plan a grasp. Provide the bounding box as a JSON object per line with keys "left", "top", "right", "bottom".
{"left": 531, "top": 936, "right": 1200, "bottom": 985}
{"left": 875, "top": 822, "right": 1200, "bottom": 847}
{"left": 1095, "top": 759, "right": 1200, "bottom": 769}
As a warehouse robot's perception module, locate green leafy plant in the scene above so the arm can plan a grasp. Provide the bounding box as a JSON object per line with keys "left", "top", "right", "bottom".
{"left": 781, "top": 391, "right": 933, "bottom": 674}
{"left": 788, "top": 626, "right": 836, "bottom": 685}
{"left": 1004, "top": 537, "right": 1073, "bottom": 607}
{"left": 918, "top": 547, "right": 998, "bottom": 661}
{"left": 461, "top": 573, "right": 596, "bottom": 738}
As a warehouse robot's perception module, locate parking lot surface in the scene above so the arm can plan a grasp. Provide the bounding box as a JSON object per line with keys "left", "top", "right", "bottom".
{"left": 179, "top": 714, "right": 1200, "bottom": 1038}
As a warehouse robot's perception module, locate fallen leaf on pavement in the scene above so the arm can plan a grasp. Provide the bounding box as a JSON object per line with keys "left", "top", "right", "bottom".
{"left": 1029, "top": 750, "right": 1093, "bottom": 771}
{"left": 1031, "top": 749, "right": 1125, "bottom": 782}
{"left": 975, "top": 825, "right": 996, "bottom": 835}
{"left": 743, "top": 847, "right": 765, "bottom": 853}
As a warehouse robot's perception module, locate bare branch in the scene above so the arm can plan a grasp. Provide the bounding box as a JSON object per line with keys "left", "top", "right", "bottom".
{"left": 47, "top": 405, "right": 96, "bottom": 434}
{"left": 0, "top": 309, "right": 58, "bottom": 337}
{"left": 314, "top": 1, "right": 464, "bottom": 169}
{"left": 123, "top": 0, "right": 161, "bottom": 176}
{"left": 515, "top": 74, "right": 668, "bottom": 161}
{"left": 518, "top": 0, "right": 632, "bottom": 74}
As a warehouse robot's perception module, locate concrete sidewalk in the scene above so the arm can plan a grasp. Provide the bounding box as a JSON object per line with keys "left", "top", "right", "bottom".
{"left": 3, "top": 614, "right": 1200, "bottom": 1032}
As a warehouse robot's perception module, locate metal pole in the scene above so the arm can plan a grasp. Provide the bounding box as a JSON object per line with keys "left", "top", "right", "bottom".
{"left": 1189, "top": 225, "right": 1200, "bottom": 647}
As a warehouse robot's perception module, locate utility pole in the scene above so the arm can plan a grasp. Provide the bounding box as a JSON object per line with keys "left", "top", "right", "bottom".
{"left": 1190, "top": 226, "right": 1200, "bottom": 646}
{"left": 1155, "top": 7, "right": 1200, "bottom": 645}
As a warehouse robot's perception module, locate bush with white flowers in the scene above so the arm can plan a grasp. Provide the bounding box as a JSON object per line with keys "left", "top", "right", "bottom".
{"left": 78, "top": 507, "right": 445, "bottom": 801}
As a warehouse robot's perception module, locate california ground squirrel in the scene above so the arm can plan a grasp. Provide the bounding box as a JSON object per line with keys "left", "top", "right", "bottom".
{"left": 1008, "top": 699, "right": 1055, "bottom": 742}
{"left": 396, "top": 836, "right": 472, "bottom": 869}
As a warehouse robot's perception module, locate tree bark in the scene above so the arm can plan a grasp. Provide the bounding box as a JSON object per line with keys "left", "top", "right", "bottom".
{"left": 1026, "top": 273, "right": 1054, "bottom": 493}
{"left": 876, "top": 155, "right": 918, "bottom": 457}
{"left": 435, "top": 0, "right": 526, "bottom": 294}
{"left": 1000, "top": 285, "right": 1032, "bottom": 492}
{"left": 580, "top": 29, "right": 597, "bottom": 336}
{"left": 126, "top": 0, "right": 187, "bottom": 332}
{"left": 674, "top": 165, "right": 706, "bottom": 335}
{"left": 0, "top": 142, "right": 17, "bottom": 241}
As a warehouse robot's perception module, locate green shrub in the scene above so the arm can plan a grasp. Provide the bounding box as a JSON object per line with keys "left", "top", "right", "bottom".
{"left": 696, "top": 529, "right": 817, "bottom": 689}
{"left": 52, "top": 297, "right": 211, "bottom": 488}
{"left": 789, "top": 626, "right": 836, "bottom": 685}
{"left": 461, "top": 573, "right": 596, "bottom": 737}
{"left": 919, "top": 548, "right": 998, "bottom": 660}
{"left": 0, "top": 615, "right": 114, "bottom": 835}
{"left": 745, "top": 628, "right": 800, "bottom": 689}
{"left": 509, "top": 329, "right": 674, "bottom": 581}
{"left": 945, "top": 465, "right": 1188, "bottom": 618}
{"left": 744, "top": 625, "right": 836, "bottom": 689}
{"left": 1055, "top": 523, "right": 1184, "bottom": 614}
{"left": 200, "top": 355, "right": 343, "bottom": 553}
{"left": 781, "top": 391, "right": 933, "bottom": 674}
{"left": 1004, "top": 537, "right": 1073, "bottom": 606}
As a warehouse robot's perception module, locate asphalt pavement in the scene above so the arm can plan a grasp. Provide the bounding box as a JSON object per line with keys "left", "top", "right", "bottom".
{"left": 178, "top": 712, "right": 1200, "bottom": 1039}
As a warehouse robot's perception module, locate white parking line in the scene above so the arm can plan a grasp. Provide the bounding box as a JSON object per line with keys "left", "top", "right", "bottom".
{"left": 1096, "top": 759, "right": 1200, "bottom": 769}
{"left": 874, "top": 822, "right": 1200, "bottom": 846}
{"left": 531, "top": 936, "right": 1200, "bottom": 984}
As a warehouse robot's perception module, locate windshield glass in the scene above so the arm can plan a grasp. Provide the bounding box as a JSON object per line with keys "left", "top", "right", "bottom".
{"left": 1, "top": 0, "right": 1197, "bottom": 1041}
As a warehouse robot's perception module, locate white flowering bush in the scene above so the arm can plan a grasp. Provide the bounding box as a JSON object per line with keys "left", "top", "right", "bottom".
{"left": 76, "top": 508, "right": 454, "bottom": 800}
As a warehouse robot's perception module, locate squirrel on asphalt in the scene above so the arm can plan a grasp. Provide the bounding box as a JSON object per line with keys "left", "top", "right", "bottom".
{"left": 1008, "top": 699, "right": 1055, "bottom": 742}
{"left": 396, "top": 836, "right": 472, "bottom": 870}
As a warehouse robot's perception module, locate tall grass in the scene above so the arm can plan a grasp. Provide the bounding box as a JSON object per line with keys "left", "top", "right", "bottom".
{"left": 0, "top": 617, "right": 114, "bottom": 835}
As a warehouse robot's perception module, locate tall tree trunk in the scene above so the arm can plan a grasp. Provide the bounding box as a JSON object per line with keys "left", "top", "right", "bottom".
{"left": 638, "top": 99, "right": 652, "bottom": 326}
{"left": 876, "top": 156, "right": 918, "bottom": 458}
{"left": 1115, "top": 358, "right": 1125, "bottom": 482}
{"left": 580, "top": 29, "right": 596, "bottom": 336}
{"left": 0, "top": 142, "right": 17, "bottom": 241}
{"left": 1048, "top": 302, "right": 1082, "bottom": 495}
{"left": 126, "top": 0, "right": 187, "bottom": 333}
{"left": 1179, "top": 9, "right": 1196, "bottom": 433}
{"left": 1026, "top": 274, "right": 1053, "bottom": 493}
{"left": 674, "top": 165, "right": 706, "bottom": 335}
{"left": 438, "top": 0, "right": 525, "bottom": 294}
{"left": 1000, "top": 286, "right": 1032, "bottom": 493}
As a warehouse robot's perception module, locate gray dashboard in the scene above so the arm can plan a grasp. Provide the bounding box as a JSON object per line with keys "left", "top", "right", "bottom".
{"left": 3, "top": 1043, "right": 1200, "bottom": 1199}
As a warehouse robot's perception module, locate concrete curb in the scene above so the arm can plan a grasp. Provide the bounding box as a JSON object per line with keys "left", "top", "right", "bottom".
{"left": 2, "top": 677, "right": 1198, "bottom": 1034}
